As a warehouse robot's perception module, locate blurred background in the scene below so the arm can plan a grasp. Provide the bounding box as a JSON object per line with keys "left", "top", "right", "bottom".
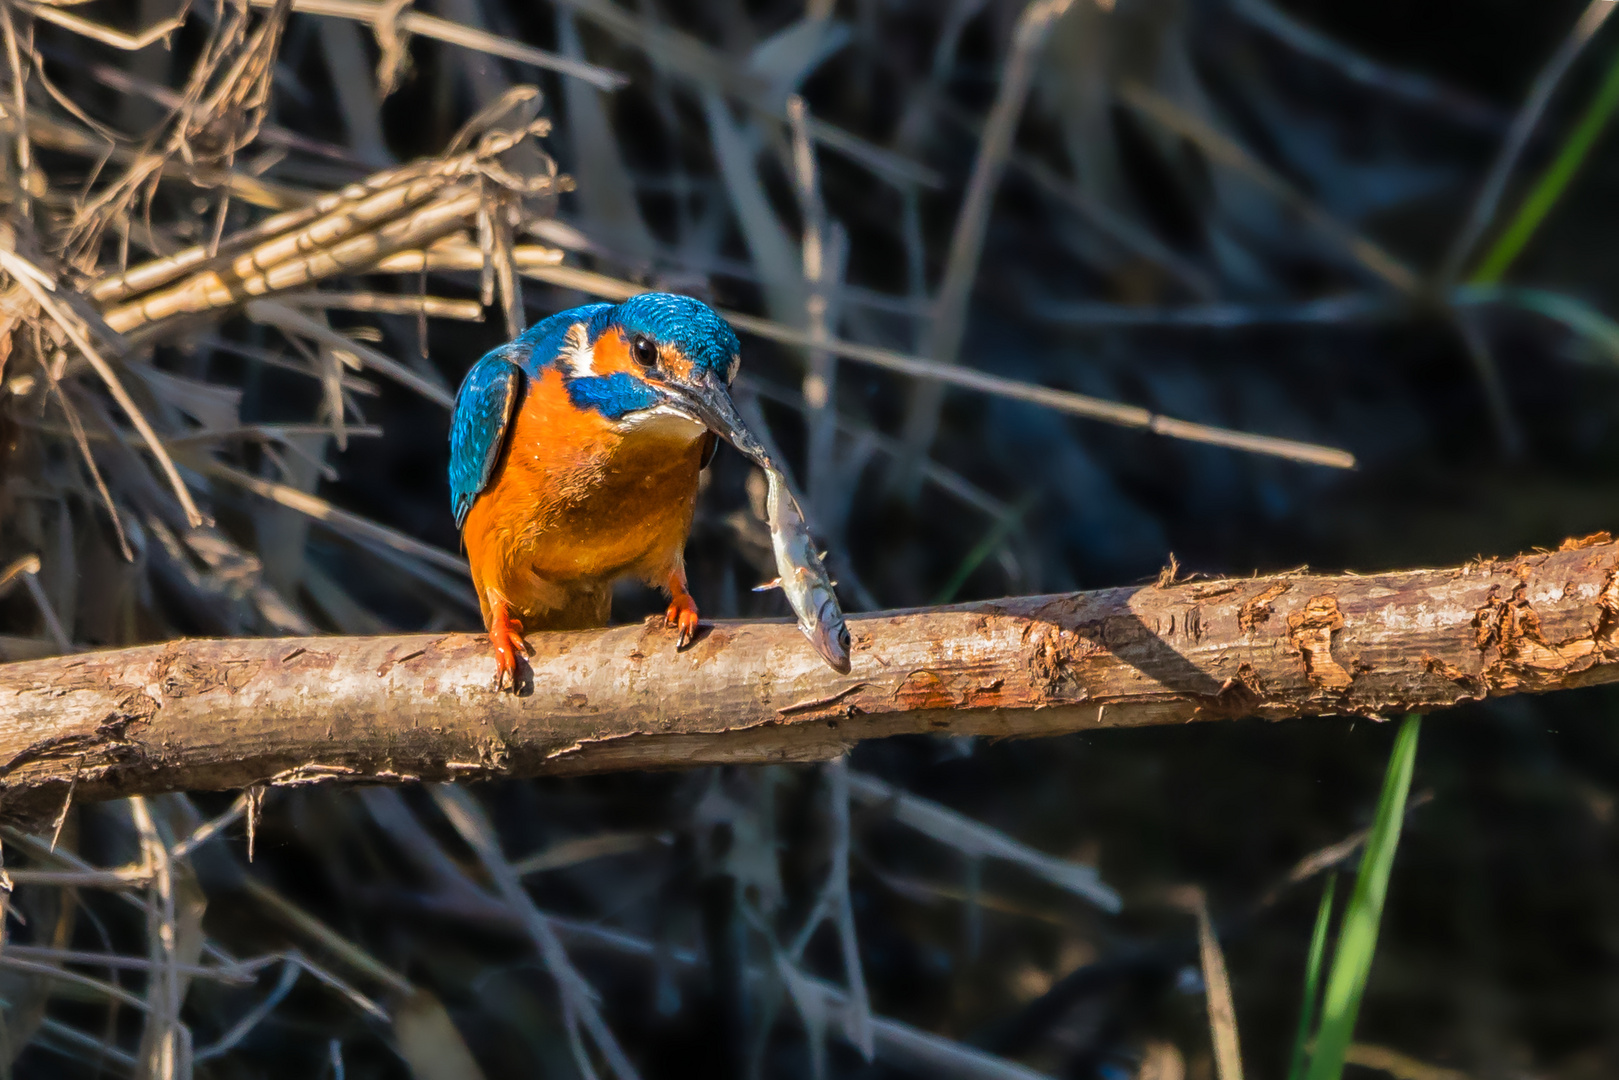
{"left": 2, "top": 0, "right": 1619, "bottom": 1076}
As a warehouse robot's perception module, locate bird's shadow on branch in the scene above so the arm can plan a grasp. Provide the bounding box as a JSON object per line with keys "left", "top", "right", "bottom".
{"left": 1067, "top": 593, "right": 1228, "bottom": 700}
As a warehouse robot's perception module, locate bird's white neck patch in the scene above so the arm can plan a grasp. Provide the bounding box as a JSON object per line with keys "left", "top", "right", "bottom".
{"left": 562, "top": 322, "right": 595, "bottom": 379}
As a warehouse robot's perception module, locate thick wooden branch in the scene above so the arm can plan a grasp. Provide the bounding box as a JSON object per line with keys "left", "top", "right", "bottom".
{"left": 3, "top": 536, "right": 1618, "bottom": 817}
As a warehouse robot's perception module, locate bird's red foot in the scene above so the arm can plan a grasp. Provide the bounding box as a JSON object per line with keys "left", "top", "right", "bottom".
{"left": 665, "top": 588, "right": 700, "bottom": 649}
{"left": 488, "top": 605, "right": 529, "bottom": 691}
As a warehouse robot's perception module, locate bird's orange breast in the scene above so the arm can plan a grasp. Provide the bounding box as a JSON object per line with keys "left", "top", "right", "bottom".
{"left": 461, "top": 367, "right": 707, "bottom": 626}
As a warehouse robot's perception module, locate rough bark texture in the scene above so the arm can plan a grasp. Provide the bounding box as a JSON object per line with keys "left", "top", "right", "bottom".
{"left": 3, "top": 535, "right": 1618, "bottom": 818}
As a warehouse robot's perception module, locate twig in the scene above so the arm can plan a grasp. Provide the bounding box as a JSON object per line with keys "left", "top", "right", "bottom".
{"left": 555, "top": 912, "right": 1055, "bottom": 1080}
{"left": 551, "top": 0, "right": 942, "bottom": 189}
{"left": 1440, "top": 0, "right": 1619, "bottom": 281}
{"left": 516, "top": 262, "right": 1359, "bottom": 468}
{"left": 278, "top": 290, "right": 484, "bottom": 320}
{"left": 99, "top": 117, "right": 564, "bottom": 335}
{"left": 169, "top": 793, "right": 249, "bottom": 861}
{"left": 1451, "top": 312, "right": 1523, "bottom": 456}
{"left": 0, "top": 554, "right": 42, "bottom": 600}
{"left": 1233, "top": 0, "right": 1504, "bottom": 130}
{"left": 1343, "top": 1043, "right": 1471, "bottom": 1080}
{"left": 33, "top": 1017, "right": 139, "bottom": 1069}
{"left": 196, "top": 458, "right": 470, "bottom": 579}
{"left": 1, "top": 3, "right": 34, "bottom": 221}
{"left": 6, "top": 865, "right": 148, "bottom": 888}
{"left": 1031, "top": 295, "right": 1392, "bottom": 327}
{"left": 0, "top": 945, "right": 254, "bottom": 982}
{"left": 51, "top": 382, "right": 134, "bottom": 560}
{"left": 129, "top": 796, "right": 189, "bottom": 1080}
{"left": 786, "top": 95, "right": 850, "bottom": 532}
{"left": 0, "top": 247, "right": 207, "bottom": 526}
{"left": 1118, "top": 82, "right": 1419, "bottom": 295}
{"left": 743, "top": 377, "right": 1010, "bottom": 520}
{"left": 1012, "top": 150, "right": 1218, "bottom": 300}
{"left": 241, "top": 875, "right": 413, "bottom": 999}
{"left": 193, "top": 960, "right": 301, "bottom": 1061}
{"left": 1172, "top": 887, "right": 1245, "bottom": 1080}
{"left": 895, "top": 0, "right": 1076, "bottom": 494}
{"left": 244, "top": 299, "right": 454, "bottom": 406}
{"left": 5, "top": 823, "right": 386, "bottom": 1035}
{"left": 16, "top": 3, "right": 185, "bottom": 52}
{"left": 370, "top": 239, "right": 563, "bottom": 274}
{"left": 0, "top": 954, "right": 152, "bottom": 1010}
{"left": 812, "top": 760, "right": 872, "bottom": 1057}
{"left": 701, "top": 89, "right": 808, "bottom": 324}
{"left": 246, "top": 0, "right": 630, "bottom": 90}
{"left": 16, "top": 560, "right": 71, "bottom": 652}
{"left": 428, "top": 784, "right": 642, "bottom": 1080}
{"left": 244, "top": 784, "right": 266, "bottom": 862}
{"left": 846, "top": 772, "right": 1120, "bottom": 913}
{"left": 91, "top": 164, "right": 431, "bottom": 302}
{"left": 508, "top": 832, "right": 667, "bottom": 877}
{"left": 105, "top": 188, "right": 484, "bottom": 333}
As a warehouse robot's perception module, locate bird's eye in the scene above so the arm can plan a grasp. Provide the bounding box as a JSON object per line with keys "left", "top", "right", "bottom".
{"left": 631, "top": 334, "right": 657, "bottom": 367}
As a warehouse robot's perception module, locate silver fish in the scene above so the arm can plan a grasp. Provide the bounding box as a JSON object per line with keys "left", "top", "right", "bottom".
{"left": 761, "top": 468, "right": 852, "bottom": 673}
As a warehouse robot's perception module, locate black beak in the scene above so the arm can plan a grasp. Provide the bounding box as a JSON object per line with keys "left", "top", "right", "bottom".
{"left": 667, "top": 370, "right": 775, "bottom": 470}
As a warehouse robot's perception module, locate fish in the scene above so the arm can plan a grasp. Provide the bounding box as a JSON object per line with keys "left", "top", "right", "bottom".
{"left": 757, "top": 467, "right": 852, "bottom": 674}
{"left": 702, "top": 396, "right": 851, "bottom": 674}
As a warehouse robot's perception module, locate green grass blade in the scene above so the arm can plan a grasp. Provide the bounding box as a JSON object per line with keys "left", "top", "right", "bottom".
{"left": 1471, "top": 48, "right": 1619, "bottom": 284}
{"left": 1285, "top": 872, "right": 1338, "bottom": 1080}
{"left": 1452, "top": 285, "right": 1619, "bottom": 366}
{"left": 930, "top": 492, "right": 1037, "bottom": 605}
{"left": 1302, "top": 715, "right": 1421, "bottom": 1080}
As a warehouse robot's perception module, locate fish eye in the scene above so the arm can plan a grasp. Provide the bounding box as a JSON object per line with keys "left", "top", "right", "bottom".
{"left": 631, "top": 334, "right": 657, "bottom": 367}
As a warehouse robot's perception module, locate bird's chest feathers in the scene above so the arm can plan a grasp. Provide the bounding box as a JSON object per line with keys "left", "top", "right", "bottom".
{"left": 540, "top": 404, "right": 705, "bottom": 504}
{"left": 489, "top": 374, "right": 707, "bottom": 577}
{"left": 591, "top": 408, "right": 708, "bottom": 506}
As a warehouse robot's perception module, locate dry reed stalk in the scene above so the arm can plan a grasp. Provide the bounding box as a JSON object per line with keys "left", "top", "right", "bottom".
{"left": 245, "top": 0, "right": 630, "bottom": 91}
{"left": 895, "top": 0, "right": 1076, "bottom": 492}
{"left": 101, "top": 123, "right": 566, "bottom": 335}
{"left": 241, "top": 300, "right": 455, "bottom": 406}
{"left": 369, "top": 241, "right": 564, "bottom": 274}
{"left": 0, "top": 246, "right": 206, "bottom": 525}
{"left": 61, "top": 0, "right": 296, "bottom": 267}
{"left": 104, "top": 188, "right": 480, "bottom": 332}
{"left": 512, "top": 261, "right": 1359, "bottom": 469}
{"left": 89, "top": 161, "right": 453, "bottom": 303}
{"left": 277, "top": 291, "right": 484, "bottom": 319}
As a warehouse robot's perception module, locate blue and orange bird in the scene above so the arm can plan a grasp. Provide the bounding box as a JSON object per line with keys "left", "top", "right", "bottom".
{"left": 448, "top": 293, "right": 770, "bottom": 688}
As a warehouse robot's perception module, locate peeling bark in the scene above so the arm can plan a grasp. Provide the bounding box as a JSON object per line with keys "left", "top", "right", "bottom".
{"left": 3, "top": 536, "right": 1619, "bottom": 818}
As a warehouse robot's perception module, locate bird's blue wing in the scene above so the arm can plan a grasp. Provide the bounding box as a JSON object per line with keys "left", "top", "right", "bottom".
{"left": 448, "top": 302, "right": 617, "bottom": 527}
{"left": 448, "top": 351, "right": 523, "bottom": 529}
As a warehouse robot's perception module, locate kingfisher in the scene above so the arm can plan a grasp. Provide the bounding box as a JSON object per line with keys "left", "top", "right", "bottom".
{"left": 448, "top": 293, "right": 770, "bottom": 688}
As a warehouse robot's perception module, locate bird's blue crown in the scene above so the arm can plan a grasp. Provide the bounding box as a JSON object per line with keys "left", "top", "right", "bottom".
{"left": 589, "top": 293, "right": 741, "bottom": 378}
{"left": 501, "top": 294, "right": 739, "bottom": 380}
{"left": 491, "top": 294, "right": 740, "bottom": 420}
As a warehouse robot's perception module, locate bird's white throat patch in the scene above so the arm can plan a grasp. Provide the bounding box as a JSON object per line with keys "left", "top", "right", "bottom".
{"left": 618, "top": 404, "right": 707, "bottom": 444}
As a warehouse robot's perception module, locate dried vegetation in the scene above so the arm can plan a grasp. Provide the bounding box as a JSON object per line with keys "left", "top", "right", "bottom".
{"left": 1, "top": 0, "right": 1619, "bottom": 1077}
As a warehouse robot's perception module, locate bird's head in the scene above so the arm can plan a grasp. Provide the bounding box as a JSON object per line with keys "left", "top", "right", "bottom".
{"left": 557, "top": 293, "right": 771, "bottom": 467}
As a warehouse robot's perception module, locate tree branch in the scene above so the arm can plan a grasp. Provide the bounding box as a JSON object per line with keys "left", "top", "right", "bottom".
{"left": 3, "top": 535, "right": 1617, "bottom": 818}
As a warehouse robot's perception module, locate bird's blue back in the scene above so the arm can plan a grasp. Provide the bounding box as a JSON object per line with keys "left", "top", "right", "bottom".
{"left": 448, "top": 304, "right": 609, "bottom": 528}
